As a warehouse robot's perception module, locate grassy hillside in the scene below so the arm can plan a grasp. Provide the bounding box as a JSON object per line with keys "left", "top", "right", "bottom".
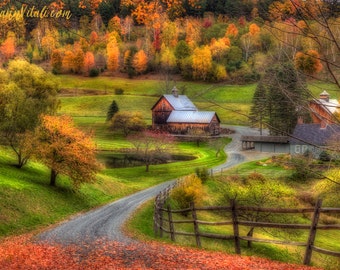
{"left": 0, "top": 139, "right": 226, "bottom": 237}
{"left": 58, "top": 75, "right": 340, "bottom": 127}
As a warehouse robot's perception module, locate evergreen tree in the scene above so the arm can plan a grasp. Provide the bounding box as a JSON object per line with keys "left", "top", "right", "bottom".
{"left": 250, "top": 61, "right": 310, "bottom": 136}
{"left": 250, "top": 80, "right": 267, "bottom": 135}
{"left": 106, "top": 100, "right": 119, "bottom": 121}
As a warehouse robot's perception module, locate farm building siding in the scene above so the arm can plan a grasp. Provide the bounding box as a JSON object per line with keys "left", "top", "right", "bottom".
{"left": 241, "top": 136, "right": 290, "bottom": 153}
{"left": 152, "top": 97, "right": 174, "bottom": 127}
{"left": 254, "top": 142, "right": 290, "bottom": 153}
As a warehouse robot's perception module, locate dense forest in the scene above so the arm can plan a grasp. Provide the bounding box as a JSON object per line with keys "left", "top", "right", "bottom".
{"left": 0, "top": 0, "right": 339, "bottom": 84}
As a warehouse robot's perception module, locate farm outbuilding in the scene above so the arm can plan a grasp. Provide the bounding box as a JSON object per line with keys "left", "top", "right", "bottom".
{"left": 151, "top": 87, "right": 220, "bottom": 135}
{"left": 309, "top": 91, "right": 339, "bottom": 128}
{"left": 241, "top": 135, "right": 290, "bottom": 153}
{"left": 290, "top": 123, "right": 340, "bottom": 158}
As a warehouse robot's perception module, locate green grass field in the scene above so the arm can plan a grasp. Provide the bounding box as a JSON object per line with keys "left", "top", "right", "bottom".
{"left": 57, "top": 75, "right": 340, "bottom": 127}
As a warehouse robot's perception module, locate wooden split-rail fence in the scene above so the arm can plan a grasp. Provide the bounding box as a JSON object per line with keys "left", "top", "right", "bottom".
{"left": 153, "top": 184, "right": 340, "bottom": 266}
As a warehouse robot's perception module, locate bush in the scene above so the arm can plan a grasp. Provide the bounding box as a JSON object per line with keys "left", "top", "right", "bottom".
{"left": 319, "top": 151, "right": 331, "bottom": 162}
{"left": 195, "top": 167, "right": 209, "bottom": 183}
{"left": 115, "top": 88, "right": 124, "bottom": 95}
{"left": 89, "top": 68, "right": 99, "bottom": 77}
{"left": 170, "top": 174, "right": 203, "bottom": 214}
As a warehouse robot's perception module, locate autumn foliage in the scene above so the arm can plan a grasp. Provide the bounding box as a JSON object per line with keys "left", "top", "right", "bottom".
{"left": 171, "top": 174, "right": 203, "bottom": 210}
{"left": 34, "top": 115, "right": 101, "bottom": 188}
{"left": 0, "top": 35, "right": 15, "bottom": 60}
{"left": 0, "top": 234, "right": 321, "bottom": 270}
{"left": 294, "top": 50, "right": 323, "bottom": 75}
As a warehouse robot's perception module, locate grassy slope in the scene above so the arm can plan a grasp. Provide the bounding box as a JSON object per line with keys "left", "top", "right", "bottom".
{"left": 0, "top": 143, "right": 225, "bottom": 237}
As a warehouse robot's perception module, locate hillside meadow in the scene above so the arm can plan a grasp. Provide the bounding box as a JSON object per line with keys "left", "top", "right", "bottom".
{"left": 57, "top": 75, "right": 340, "bottom": 127}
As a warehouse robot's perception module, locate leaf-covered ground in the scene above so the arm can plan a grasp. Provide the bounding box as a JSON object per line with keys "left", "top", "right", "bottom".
{"left": 0, "top": 234, "right": 321, "bottom": 270}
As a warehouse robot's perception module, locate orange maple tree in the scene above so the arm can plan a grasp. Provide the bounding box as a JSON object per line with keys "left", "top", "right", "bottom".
{"left": 34, "top": 115, "right": 101, "bottom": 188}
{"left": 133, "top": 49, "right": 148, "bottom": 74}
{"left": 294, "top": 49, "right": 323, "bottom": 75}
{"left": 62, "top": 49, "right": 75, "bottom": 72}
{"left": 83, "top": 51, "right": 95, "bottom": 73}
{"left": 0, "top": 34, "right": 16, "bottom": 60}
{"left": 225, "top": 23, "right": 239, "bottom": 38}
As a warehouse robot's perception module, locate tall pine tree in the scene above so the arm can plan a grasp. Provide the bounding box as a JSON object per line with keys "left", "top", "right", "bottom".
{"left": 250, "top": 62, "right": 310, "bottom": 135}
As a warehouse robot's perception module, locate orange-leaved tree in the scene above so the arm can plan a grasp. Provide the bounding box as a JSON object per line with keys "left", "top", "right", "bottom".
{"left": 133, "top": 49, "right": 148, "bottom": 74}
{"left": 34, "top": 115, "right": 101, "bottom": 188}
{"left": 0, "top": 33, "right": 16, "bottom": 60}
{"left": 294, "top": 49, "right": 323, "bottom": 75}
{"left": 83, "top": 51, "right": 95, "bottom": 74}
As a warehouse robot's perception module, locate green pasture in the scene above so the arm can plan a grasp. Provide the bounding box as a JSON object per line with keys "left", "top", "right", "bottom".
{"left": 57, "top": 75, "right": 339, "bottom": 127}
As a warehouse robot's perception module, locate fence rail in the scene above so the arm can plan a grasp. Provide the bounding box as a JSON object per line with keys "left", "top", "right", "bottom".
{"left": 154, "top": 189, "right": 340, "bottom": 266}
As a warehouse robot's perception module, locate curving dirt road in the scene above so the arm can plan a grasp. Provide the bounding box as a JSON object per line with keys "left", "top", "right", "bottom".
{"left": 38, "top": 126, "right": 269, "bottom": 245}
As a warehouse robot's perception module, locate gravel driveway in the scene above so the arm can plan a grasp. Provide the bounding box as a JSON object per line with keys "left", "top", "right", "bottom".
{"left": 38, "top": 126, "right": 270, "bottom": 245}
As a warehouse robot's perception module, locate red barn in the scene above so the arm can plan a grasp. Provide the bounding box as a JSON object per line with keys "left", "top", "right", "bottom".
{"left": 151, "top": 87, "right": 220, "bottom": 135}
{"left": 309, "top": 90, "right": 339, "bottom": 128}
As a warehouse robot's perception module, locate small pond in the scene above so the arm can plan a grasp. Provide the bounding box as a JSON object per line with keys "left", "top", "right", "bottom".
{"left": 97, "top": 151, "right": 196, "bottom": 169}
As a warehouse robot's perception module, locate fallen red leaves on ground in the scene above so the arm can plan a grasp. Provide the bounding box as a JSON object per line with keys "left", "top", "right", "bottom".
{"left": 0, "top": 234, "right": 322, "bottom": 270}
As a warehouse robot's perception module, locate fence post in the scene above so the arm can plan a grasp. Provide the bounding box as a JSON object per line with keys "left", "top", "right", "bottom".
{"left": 191, "top": 202, "right": 201, "bottom": 248}
{"left": 167, "top": 205, "right": 176, "bottom": 242}
{"left": 303, "top": 199, "right": 322, "bottom": 265}
{"left": 231, "top": 199, "right": 241, "bottom": 254}
{"left": 159, "top": 201, "right": 164, "bottom": 238}
{"left": 154, "top": 199, "right": 159, "bottom": 236}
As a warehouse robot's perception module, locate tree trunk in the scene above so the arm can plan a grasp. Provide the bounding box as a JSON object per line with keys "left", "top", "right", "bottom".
{"left": 17, "top": 152, "right": 24, "bottom": 168}
{"left": 50, "top": 169, "right": 57, "bottom": 186}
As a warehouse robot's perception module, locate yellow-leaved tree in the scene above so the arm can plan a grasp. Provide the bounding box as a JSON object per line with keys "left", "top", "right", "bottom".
{"left": 170, "top": 174, "right": 204, "bottom": 213}
{"left": 107, "top": 35, "right": 120, "bottom": 72}
{"left": 192, "top": 46, "right": 212, "bottom": 81}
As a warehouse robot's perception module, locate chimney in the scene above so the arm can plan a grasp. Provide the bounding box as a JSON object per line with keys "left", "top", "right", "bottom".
{"left": 171, "top": 86, "right": 179, "bottom": 98}
{"left": 320, "top": 119, "right": 327, "bottom": 129}
{"left": 319, "top": 90, "right": 330, "bottom": 102}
